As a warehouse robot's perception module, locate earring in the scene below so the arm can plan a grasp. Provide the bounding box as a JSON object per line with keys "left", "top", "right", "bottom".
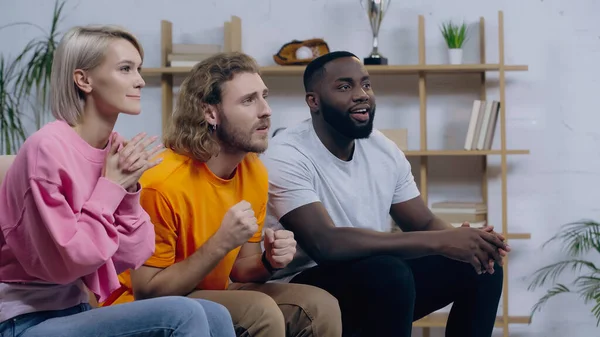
{"left": 209, "top": 124, "right": 217, "bottom": 133}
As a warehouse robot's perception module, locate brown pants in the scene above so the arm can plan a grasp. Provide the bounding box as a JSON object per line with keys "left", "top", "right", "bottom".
{"left": 190, "top": 282, "right": 342, "bottom": 337}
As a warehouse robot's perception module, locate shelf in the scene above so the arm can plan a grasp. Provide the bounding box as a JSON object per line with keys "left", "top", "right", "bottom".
{"left": 413, "top": 313, "right": 531, "bottom": 328}
{"left": 151, "top": 11, "right": 531, "bottom": 335}
{"left": 505, "top": 233, "right": 531, "bottom": 240}
{"left": 404, "top": 150, "right": 529, "bottom": 156}
{"left": 140, "top": 64, "right": 529, "bottom": 77}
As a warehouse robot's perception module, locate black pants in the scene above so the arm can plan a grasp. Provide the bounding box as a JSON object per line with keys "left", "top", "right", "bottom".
{"left": 290, "top": 255, "right": 503, "bottom": 337}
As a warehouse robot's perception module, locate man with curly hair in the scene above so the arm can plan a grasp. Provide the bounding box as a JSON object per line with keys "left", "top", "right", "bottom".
{"left": 104, "top": 52, "right": 342, "bottom": 337}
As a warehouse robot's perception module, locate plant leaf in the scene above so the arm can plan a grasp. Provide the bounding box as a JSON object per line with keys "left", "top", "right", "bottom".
{"left": 591, "top": 293, "right": 600, "bottom": 326}
{"left": 0, "top": 0, "right": 66, "bottom": 153}
{"left": 440, "top": 20, "right": 468, "bottom": 48}
{"left": 528, "top": 259, "right": 600, "bottom": 290}
{"left": 573, "top": 274, "right": 600, "bottom": 304}
{"left": 0, "top": 55, "right": 27, "bottom": 154}
{"left": 543, "top": 220, "right": 600, "bottom": 256}
{"left": 12, "top": 0, "right": 64, "bottom": 129}
{"left": 529, "top": 219, "right": 600, "bottom": 326}
{"left": 530, "top": 283, "right": 571, "bottom": 318}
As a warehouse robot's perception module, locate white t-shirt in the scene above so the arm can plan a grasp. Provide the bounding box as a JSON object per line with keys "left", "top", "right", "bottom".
{"left": 262, "top": 119, "right": 421, "bottom": 282}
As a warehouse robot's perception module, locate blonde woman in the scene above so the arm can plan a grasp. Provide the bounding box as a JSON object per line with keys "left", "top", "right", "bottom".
{"left": 0, "top": 26, "right": 235, "bottom": 337}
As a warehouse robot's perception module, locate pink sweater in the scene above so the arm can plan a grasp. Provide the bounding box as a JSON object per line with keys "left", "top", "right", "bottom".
{"left": 0, "top": 120, "right": 155, "bottom": 321}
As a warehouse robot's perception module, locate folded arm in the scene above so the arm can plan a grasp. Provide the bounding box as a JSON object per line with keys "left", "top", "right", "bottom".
{"left": 132, "top": 203, "right": 272, "bottom": 296}
{"left": 130, "top": 234, "right": 231, "bottom": 299}
{"left": 390, "top": 195, "right": 454, "bottom": 232}
{"left": 3, "top": 177, "right": 126, "bottom": 284}
{"left": 264, "top": 143, "right": 449, "bottom": 266}
{"left": 279, "top": 199, "right": 442, "bottom": 265}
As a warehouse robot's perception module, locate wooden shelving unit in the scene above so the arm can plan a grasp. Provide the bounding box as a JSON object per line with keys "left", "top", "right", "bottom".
{"left": 141, "top": 63, "right": 528, "bottom": 76}
{"left": 404, "top": 149, "right": 529, "bottom": 156}
{"left": 143, "top": 10, "right": 530, "bottom": 337}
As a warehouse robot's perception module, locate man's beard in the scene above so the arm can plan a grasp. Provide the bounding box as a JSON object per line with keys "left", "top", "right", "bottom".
{"left": 215, "top": 110, "right": 269, "bottom": 154}
{"left": 320, "top": 98, "right": 375, "bottom": 139}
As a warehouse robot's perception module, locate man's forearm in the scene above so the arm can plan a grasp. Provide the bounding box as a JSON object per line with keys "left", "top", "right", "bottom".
{"left": 423, "top": 215, "right": 454, "bottom": 231}
{"left": 230, "top": 253, "right": 272, "bottom": 283}
{"left": 312, "top": 227, "right": 443, "bottom": 264}
{"left": 137, "top": 235, "right": 230, "bottom": 299}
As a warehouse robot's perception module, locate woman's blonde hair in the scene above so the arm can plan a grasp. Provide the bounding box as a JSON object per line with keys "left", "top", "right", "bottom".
{"left": 50, "top": 25, "right": 144, "bottom": 125}
{"left": 164, "top": 52, "right": 261, "bottom": 162}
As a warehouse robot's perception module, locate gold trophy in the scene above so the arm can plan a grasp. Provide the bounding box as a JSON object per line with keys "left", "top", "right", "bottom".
{"left": 360, "top": 0, "right": 391, "bottom": 65}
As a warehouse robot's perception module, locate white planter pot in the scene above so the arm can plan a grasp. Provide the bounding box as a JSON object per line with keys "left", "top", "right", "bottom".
{"left": 448, "top": 48, "right": 463, "bottom": 64}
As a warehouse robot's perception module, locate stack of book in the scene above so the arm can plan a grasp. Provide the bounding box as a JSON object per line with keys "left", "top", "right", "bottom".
{"left": 431, "top": 201, "right": 487, "bottom": 228}
{"left": 168, "top": 44, "right": 221, "bottom": 67}
{"left": 464, "top": 99, "right": 500, "bottom": 150}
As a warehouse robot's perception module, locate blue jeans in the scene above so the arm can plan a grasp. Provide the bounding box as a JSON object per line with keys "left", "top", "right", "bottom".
{"left": 0, "top": 296, "right": 236, "bottom": 337}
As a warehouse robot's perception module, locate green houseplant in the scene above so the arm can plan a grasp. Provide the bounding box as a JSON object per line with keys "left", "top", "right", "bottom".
{"left": 528, "top": 220, "right": 600, "bottom": 326}
{"left": 440, "top": 20, "right": 468, "bottom": 65}
{"left": 0, "top": 56, "right": 27, "bottom": 154}
{"left": 0, "top": 0, "right": 66, "bottom": 154}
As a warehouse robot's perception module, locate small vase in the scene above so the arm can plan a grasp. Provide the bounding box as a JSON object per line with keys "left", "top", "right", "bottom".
{"left": 448, "top": 48, "right": 463, "bottom": 64}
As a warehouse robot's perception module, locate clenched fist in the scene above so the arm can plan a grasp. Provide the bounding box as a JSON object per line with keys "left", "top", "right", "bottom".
{"left": 216, "top": 201, "right": 259, "bottom": 252}
{"left": 263, "top": 228, "right": 296, "bottom": 269}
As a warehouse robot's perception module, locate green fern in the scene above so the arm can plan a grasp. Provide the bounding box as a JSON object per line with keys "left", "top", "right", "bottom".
{"left": 440, "top": 20, "right": 468, "bottom": 49}
{"left": 528, "top": 220, "right": 600, "bottom": 326}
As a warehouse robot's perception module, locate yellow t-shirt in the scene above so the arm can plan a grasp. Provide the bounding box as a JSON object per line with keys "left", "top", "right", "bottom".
{"left": 102, "top": 149, "right": 267, "bottom": 306}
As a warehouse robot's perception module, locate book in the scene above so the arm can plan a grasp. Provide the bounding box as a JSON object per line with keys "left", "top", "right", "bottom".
{"left": 464, "top": 99, "right": 501, "bottom": 150}
{"left": 483, "top": 101, "right": 500, "bottom": 150}
{"left": 431, "top": 201, "right": 487, "bottom": 226}
{"left": 431, "top": 201, "right": 487, "bottom": 214}
{"left": 476, "top": 101, "right": 494, "bottom": 150}
{"left": 464, "top": 100, "right": 483, "bottom": 150}
{"left": 470, "top": 101, "right": 487, "bottom": 150}
{"left": 168, "top": 53, "right": 215, "bottom": 67}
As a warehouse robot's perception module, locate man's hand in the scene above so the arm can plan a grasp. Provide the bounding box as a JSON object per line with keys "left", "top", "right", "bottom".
{"left": 481, "top": 224, "right": 510, "bottom": 272}
{"left": 264, "top": 228, "right": 296, "bottom": 269}
{"left": 434, "top": 224, "right": 508, "bottom": 275}
{"left": 460, "top": 222, "right": 510, "bottom": 273}
{"left": 215, "top": 201, "right": 258, "bottom": 252}
{"left": 481, "top": 224, "right": 510, "bottom": 253}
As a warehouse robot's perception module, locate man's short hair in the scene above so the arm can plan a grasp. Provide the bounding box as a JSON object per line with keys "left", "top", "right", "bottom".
{"left": 303, "top": 51, "right": 358, "bottom": 92}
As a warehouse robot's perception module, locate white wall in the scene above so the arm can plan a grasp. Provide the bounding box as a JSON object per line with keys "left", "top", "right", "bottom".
{"left": 1, "top": 0, "right": 599, "bottom": 335}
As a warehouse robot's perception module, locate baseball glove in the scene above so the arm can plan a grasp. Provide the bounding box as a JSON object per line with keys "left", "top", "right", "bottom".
{"left": 273, "top": 38, "right": 330, "bottom": 65}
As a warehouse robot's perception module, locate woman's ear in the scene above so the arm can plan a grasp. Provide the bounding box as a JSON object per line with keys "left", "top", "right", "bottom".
{"left": 73, "top": 69, "right": 92, "bottom": 94}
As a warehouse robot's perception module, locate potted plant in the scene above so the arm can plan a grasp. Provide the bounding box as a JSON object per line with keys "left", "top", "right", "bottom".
{"left": 528, "top": 219, "right": 600, "bottom": 326}
{"left": 0, "top": 56, "right": 27, "bottom": 154}
{"left": 440, "top": 20, "right": 468, "bottom": 65}
{"left": 0, "top": 0, "right": 66, "bottom": 154}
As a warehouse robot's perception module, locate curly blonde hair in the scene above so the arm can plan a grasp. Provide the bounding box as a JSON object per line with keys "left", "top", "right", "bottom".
{"left": 163, "top": 52, "right": 261, "bottom": 162}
